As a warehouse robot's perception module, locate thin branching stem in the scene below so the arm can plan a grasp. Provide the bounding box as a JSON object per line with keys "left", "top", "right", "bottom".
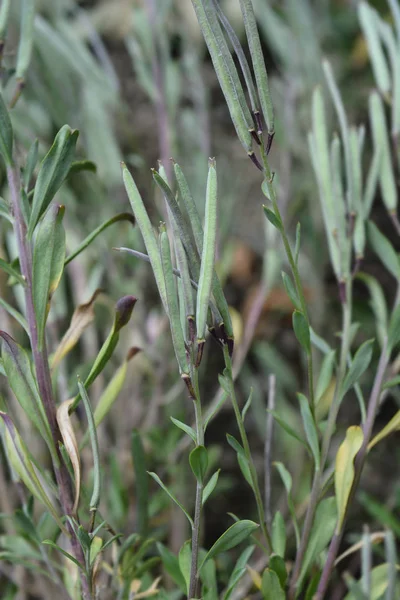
{"left": 223, "top": 345, "right": 272, "bottom": 552}
{"left": 189, "top": 370, "right": 204, "bottom": 599}
{"left": 6, "top": 161, "right": 92, "bottom": 600}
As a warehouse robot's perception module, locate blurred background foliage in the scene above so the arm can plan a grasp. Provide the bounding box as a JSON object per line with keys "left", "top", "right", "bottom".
{"left": 0, "top": 0, "right": 399, "bottom": 598}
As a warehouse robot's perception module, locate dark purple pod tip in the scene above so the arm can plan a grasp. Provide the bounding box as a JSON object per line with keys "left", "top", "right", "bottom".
{"left": 114, "top": 296, "right": 138, "bottom": 332}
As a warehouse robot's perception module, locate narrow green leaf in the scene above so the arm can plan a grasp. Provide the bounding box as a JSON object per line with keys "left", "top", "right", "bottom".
{"left": 263, "top": 205, "right": 282, "bottom": 230}
{"left": 297, "top": 497, "right": 337, "bottom": 591}
{"left": 341, "top": 339, "right": 374, "bottom": 398}
{"left": 0, "top": 413, "right": 65, "bottom": 532}
{"left": 65, "top": 213, "right": 135, "bottom": 265}
{"left": 178, "top": 540, "right": 192, "bottom": 595}
{"left": 223, "top": 545, "right": 255, "bottom": 600}
{"left": 0, "top": 91, "right": 13, "bottom": 164}
{"left": 28, "top": 125, "right": 78, "bottom": 237}
{"left": 131, "top": 429, "right": 149, "bottom": 537}
{"left": 156, "top": 542, "right": 187, "bottom": 593}
{"left": 269, "top": 554, "right": 287, "bottom": 589}
{"left": 0, "top": 258, "right": 25, "bottom": 286}
{"left": 148, "top": 472, "right": 194, "bottom": 528}
{"left": 298, "top": 393, "right": 320, "bottom": 470}
{"left": 170, "top": 417, "right": 197, "bottom": 443}
{"left": 77, "top": 379, "right": 101, "bottom": 513}
{"left": 261, "top": 568, "right": 285, "bottom": 600}
{"left": 197, "top": 158, "right": 218, "bottom": 342}
{"left": 267, "top": 409, "right": 308, "bottom": 449}
{"left": 388, "top": 303, "right": 400, "bottom": 351}
{"left": 189, "top": 445, "right": 208, "bottom": 484}
{"left": 357, "top": 273, "right": 387, "bottom": 348}
{"left": 0, "top": 0, "right": 11, "bottom": 41}
{"left": 202, "top": 469, "right": 220, "bottom": 506}
{"left": 316, "top": 350, "right": 336, "bottom": 401}
{"left": 199, "top": 520, "right": 259, "bottom": 572}
{"left": 367, "top": 221, "right": 399, "bottom": 279}
{"left": 42, "top": 540, "right": 83, "bottom": 569}
{"left": 272, "top": 511, "right": 286, "bottom": 558}
{"left": 274, "top": 462, "right": 300, "bottom": 548}
{"left": 282, "top": 271, "right": 300, "bottom": 309}
{"left": 0, "top": 332, "right": 54, "bottom": 458}
{"left": 32, "top": 204, "right": 66, "bottom": 349}
{"left": 335, "top": 426, "right": 364, "bottom": 532}
{"left": 368, "top": 410, "right": 400, "bottom": 450}
{"left": 292, "top": 310, "right": 311, "bottom": 355}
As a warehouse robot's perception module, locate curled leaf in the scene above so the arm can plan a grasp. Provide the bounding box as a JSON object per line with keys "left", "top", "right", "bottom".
{"left": 57, "top": 399, "right": 81, "bottom": 514}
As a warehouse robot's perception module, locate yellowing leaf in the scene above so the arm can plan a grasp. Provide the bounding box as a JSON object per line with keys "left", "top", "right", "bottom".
{"left": 51, "top": 289, "right": 102, "bottom": 369}
{"left": 335, "top": 426, "right": 364, "bottom": 532}
{"left": 57, "top": 399, "right": 81, "bottom": 514}
{"left": 368, "top": 410, "right": 400, "bottom": 451}
{"left": 247, "top": 565, "right": 262, "bottom": 589}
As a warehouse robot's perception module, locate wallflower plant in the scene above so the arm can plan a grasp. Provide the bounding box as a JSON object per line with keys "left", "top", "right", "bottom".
{"left": 1, "top": 0, "right": 400, "bottom": 599}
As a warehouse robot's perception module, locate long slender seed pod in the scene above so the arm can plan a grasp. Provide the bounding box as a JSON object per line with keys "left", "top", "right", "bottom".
{"left": 122, "top": 164, "right": 168, "bottom": 311}
{"left": 159, "top": 226, "right": 190, "bottom": 378}
{"left": 77, "top": 379, "right": 100, "bottom": 514}
{"left": 157, "top": 164, "right": 195, "bottom": 340}
{"left": 349, "top": 127, "right": 365, "bottom": 259}
{"left": 330, "top": 135, "right": 349, "bottom": 278}
{"left": 212, "top": 0, "right": 259, "bottom": 115}
{"left": 238, "top": 0, "right": 274, "bottom": 134}
{"left": 173, "top": 161, "right": 234, "bottom": 343}
{"left": 369, "top": 92, "right": 397, "bottom": 213}
{"left": 196, "top": 159, "right": 217, "bottom": 349}
{"left": 309, "top": 88, "right": 341, "bottom": 280}
{"left": 12, "top": 0, "right": 35, "bottom": 106}
{"left": 191, "top": 0, "right": 253, "bottom": 152}
{"left": 0, "top": 0, "right": 11, "bottom": 48}
{"left": 323, "top": 60, "right": 353, "bottom": 211}
{"left": 174, "top": 161, "right": 204, "bottom": 252}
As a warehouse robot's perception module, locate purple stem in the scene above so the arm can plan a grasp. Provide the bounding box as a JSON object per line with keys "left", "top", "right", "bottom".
{"left": 6, "top": 163, "right": 92, "bottom": 600}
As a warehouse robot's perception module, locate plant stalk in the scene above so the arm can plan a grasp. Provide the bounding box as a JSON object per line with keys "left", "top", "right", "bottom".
{"left": 189, "top": 371, "right": 204, "bottom": 599}
{"left": 6, "top": 161, "right": 92, "bottom": 600}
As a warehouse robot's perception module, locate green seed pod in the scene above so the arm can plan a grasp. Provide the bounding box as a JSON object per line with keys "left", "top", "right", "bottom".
{"left": 238, "top": 0, "right": 274, "bottom": 134}
{"left": 309, "top": 87, "right": 341, "bottom": 280}
{"left": 191, "top": 0, "right": 253, "bottom": 152}
{"left": 159, "top": 226, "right": 190, "bottom": 378}
{"left": 196, "top": 159, "right": 217, "bottom": 345}
{"left": 122, "top": 164, "right": 167, "bottom": 311}
{"left": 369, "top": 92, "right": 397, "bottom": 213}
{"left": 213, "top": 0, "right": 259, "bottom": 115}
{"left": 349, "top": 127, "right": 365, "bottom": 259}
{"left": 0, "top": 0, "right": 11, "bottom": 48}
{"left": 358, "top": 2, "right": 391, "bottom": 95}
{"left": 173, "top": 160, "right": 233, "bottom": 346}
{"left": 15, "top": 0, "right": 35, "bottom": 84}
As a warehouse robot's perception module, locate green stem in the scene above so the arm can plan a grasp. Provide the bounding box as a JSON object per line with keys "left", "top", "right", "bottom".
{"left": 259, "top": 144, "right": 315, "bottom": 416}
{"left": 223, "top": 345, "right": 272, "bottom": 552}
{"left": 189, "top": 370, "right": 204, "bottom": 599}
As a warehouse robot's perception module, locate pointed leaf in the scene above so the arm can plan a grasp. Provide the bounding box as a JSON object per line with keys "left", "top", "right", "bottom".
{"left": 335, "top": 426, "right": 364, "bottom": 531}
{"left": 171, "top": 417, "right": 197, "bottom": 443}
{"left": 32, "top": 204, "right": 66, "bottom": 349}
{"left": 298, "top": 393, "right": 320, "bottom": 470}
{"left": 148, "top": 472, "right": 193, "bottom": 528}
{"left": 292, "top": 311, "right": 311, "bottom": 354}
{"left": 189, "top": 445, "right": 208, "bottom": 484}
{"left": 202, "top": 469, "right": 220, "bottom": 506}
{"left": 341, "top": 339, "right": 374, "bottom": 398}
{"left": 199, "top": 520, "right": 259, "bottom": 572}
{"left": 28, "top": 125, "right": 78, "bottom": 236}
{"left": 261, "top": 568, "right": 285, "bottom": 600}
